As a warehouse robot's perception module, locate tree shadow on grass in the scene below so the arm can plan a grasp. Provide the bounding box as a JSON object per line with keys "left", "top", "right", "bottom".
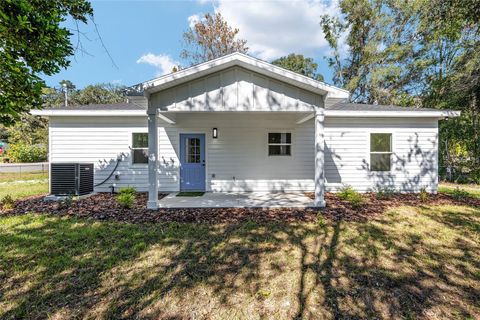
{"left": 0, "top": 206, "right": 479, "bottom": 319}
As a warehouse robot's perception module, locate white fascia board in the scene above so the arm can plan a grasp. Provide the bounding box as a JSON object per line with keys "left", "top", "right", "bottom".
{"left": 140, "top": 52, "right": 349, "bottom": 98}
{"left": 296, "top": 113, "right": 315, "bottom": 124}
{"left": 157, "top": 113, "right": 176, "bottom": 124}
{"left": 30, "top": 109, "right": 146, "bottom": 117}
{"left": 325, "top": 110, "right": 461, "bottom": 118}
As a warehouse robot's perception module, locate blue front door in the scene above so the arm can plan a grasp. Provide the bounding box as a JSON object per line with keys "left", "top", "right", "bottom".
{"left": 180, "top": 134, "right": 206, "bottom": 191}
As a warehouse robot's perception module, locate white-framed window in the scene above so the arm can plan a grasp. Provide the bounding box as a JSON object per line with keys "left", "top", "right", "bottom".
{"left": 268, "top": 132, "right": 291, "bottom": 156}
{"left": 132, "top": 132, "right": 148, "bottom": 164}
{"left": 370, "top": 133, "right": 392, "bottom": 171}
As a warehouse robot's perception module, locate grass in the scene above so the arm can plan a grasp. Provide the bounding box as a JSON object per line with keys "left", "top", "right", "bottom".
{"left": 176, "top": 191, "right": 205, "bottom": 197}
{"left": 0, "top": 180, "right": 48, "bottom": 200}
{"left": 0, "top": 204, "right": 478, "bottom": 319}
{"left": 0, "top": 171, "right": 48, "bottom": 183}
{"left": 439, "top": 182, "right": 480, "bottom": 199}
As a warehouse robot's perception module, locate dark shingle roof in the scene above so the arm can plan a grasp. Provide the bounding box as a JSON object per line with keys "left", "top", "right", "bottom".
{"left": 42, "top": 102, "right": 146, "bottom": 111}
{"left": 327, "top": 102, "right": 439, "bottom": 112}
{"left": 40, "top": 101, "right": 446, "bottom": 113}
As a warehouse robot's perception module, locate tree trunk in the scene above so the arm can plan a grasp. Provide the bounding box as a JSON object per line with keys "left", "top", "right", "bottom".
{"left": 472, "top": 94, "right": 479, "bottom": 167}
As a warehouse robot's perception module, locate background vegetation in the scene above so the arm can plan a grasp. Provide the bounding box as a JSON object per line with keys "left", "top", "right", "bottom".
{"left": 321, "top": 0, "right": 480, "bottom": 183}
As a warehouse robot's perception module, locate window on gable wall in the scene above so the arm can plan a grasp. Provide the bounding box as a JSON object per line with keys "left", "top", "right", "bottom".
{"left": 370, "top": 133, "right": 392, "bottom": 171}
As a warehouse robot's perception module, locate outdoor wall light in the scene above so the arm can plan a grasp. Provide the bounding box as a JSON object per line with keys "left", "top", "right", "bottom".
{"left": 212, "top": 127, "right": 218, "bottom": 139}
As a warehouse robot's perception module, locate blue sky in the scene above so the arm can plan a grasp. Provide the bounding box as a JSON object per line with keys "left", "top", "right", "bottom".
{"left": 44, "top": 0, "right": 340, "bottom": 89}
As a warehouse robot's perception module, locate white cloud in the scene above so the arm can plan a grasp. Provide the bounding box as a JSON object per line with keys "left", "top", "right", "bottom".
{"left": 188, "top": 14, "right": 201, "bottom": 29}
{"left": 203, "top": 0, "right": 344, "bottom": 61}
{"left": 136, "top": 53, "right": 179, "bottom": 76}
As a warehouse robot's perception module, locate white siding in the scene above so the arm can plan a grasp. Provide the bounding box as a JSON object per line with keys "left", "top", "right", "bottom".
{"left": 158, "top": 113, "right": 315, "bottom": 192}
{"left": 49, "top": 116, "right": 149, "bottom": 192}
{"left": 48, "top": 115, "right": 440, "bottom": 195}
{"left": 324, "top": 117, "right": 438, "bottom": 192}
{"left": 150, "top": 66, "right": 323, "bottom": 112}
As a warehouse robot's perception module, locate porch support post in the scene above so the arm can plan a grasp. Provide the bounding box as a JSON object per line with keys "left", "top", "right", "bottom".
{"left": 147, "top": 110, "right": 159, "bottom": 209}
{"left": 314, "top": 109, "right": 326, "bottom": 207}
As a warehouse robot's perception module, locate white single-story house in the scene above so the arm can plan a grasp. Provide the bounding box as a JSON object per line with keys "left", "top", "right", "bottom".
{"left": 33, "top": 53, "right": 459, "bottom": 209}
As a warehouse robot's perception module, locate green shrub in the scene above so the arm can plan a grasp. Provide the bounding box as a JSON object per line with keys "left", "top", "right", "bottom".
{"left": 451, "top": 187, "right": 469, "bottom": 200}
{"left": 8, "top": 143, "right": 47, "bottom": 163}
{"left": 119, "top": 186, "right": 136, "bottom": 196}
{"left": 348, "top": 192, "right": 365, "bottom": 208}
{"left": 375, "top": 187, "right": 395, "bottom": 200}
{"left": 338, "top": 185, "right": 365, "bottom": 208}
{"left": 338, "top": 185, "right": 356, "bottom": 201}
{"left": 317, "top": 214, "right": 326, "bottom": 228}
{"left": 419, "top": 187, "right": 429, "bottom": 202}
{"left": 117, "top": 192, "right": 135, "bottom": 209}
{"left": 1, "top": 194, "right": 15, "bottom": 210}
{"left": 471, "top": 169, "right": 480, "bottom": 184}
{"left": 59, "top": 195, "right": 74, "bottom": 209}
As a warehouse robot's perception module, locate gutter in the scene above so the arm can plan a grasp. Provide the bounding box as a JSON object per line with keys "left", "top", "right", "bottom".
{"left": 30, "top": 109, "right": 461, "bottom": 119}
{"left": 31, "top": 110, "right": 147, "bottom": 117}
{"left": 324, "top": 110, "right": 461, "bottom": 118}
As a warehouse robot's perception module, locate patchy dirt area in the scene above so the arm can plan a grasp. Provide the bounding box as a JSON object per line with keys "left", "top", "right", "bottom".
{"left": 2, "top": 192, "right": 478, "bottom": 224}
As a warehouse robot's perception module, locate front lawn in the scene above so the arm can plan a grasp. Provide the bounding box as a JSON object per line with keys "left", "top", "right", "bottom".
{"left": 0, "top": 171, "right": 48, "bottom": 183}
{"left": 439, "top": 182, "right": 480, "bottom": 199}
{"left": 0, "top": 204, "right": 478, "bottom": 319}
{"left": 0, "top": 180, "right": 48, "bottom": 200}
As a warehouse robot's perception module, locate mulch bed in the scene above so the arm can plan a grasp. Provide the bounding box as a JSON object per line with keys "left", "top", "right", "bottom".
{"left": 1, "top": 192, "right": 478, "bottom": 224}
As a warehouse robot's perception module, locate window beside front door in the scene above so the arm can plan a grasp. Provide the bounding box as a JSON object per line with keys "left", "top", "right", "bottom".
{"left": 370, "top": 133, "right": 392, "bottom": 171}
{"left": 268, "top": 132, "right": 291, "bottom": 156}
{"left": 132, "top": 132, "right": 148, "bottom": 164}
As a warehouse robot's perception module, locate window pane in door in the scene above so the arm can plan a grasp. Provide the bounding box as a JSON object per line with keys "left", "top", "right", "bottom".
{"left": 186, "top": 138, "right": 201, "bottom": 163}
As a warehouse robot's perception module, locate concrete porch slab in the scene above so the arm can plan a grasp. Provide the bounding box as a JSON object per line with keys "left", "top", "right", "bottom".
{"left": 158, "top": 192, "right": 315, "bottom": 208}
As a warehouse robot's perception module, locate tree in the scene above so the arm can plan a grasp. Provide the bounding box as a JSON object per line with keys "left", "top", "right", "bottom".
{"left": 0, "top": 0, "right": 93, "bottom": 125}
{"left": 320, "top": 0, "right": 420, "bottom": 105}
{"left": 43, "top": 82, "right": 126, "bottom": 107}
{"left": 6, "top": 114, "right": 48, "bottom": 146}
{"left": 59, "top": 79, "right": 76, "bottom": 91}
{"left": 181, "top": 12, "right": 248, "bottom": 65}
{"left": 70, "top": 83, "right": 126, "bottom": 105}
{"left": 415, "top": 0, "right": 479, "bottom": 181}
{"left": 272, "top": 54, "right": 324, "bottom": 81}
{"left": 320, "top": 0, "right": 480, "bottom": 182}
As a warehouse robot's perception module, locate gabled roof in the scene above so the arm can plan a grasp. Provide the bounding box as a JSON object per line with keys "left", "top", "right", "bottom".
{"left": 133, "top": 52, "right": 350, "bottom": 99}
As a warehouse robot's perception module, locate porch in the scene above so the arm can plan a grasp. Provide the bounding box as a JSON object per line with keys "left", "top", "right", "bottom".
{"left": 141, "top": 55, "right": 341, "bottom": 209}
{"left": 157, "top": 191, "right": 315, "bottom": 208}
{"left": 146, "top": 111, "right": 326, "bottom": 209}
